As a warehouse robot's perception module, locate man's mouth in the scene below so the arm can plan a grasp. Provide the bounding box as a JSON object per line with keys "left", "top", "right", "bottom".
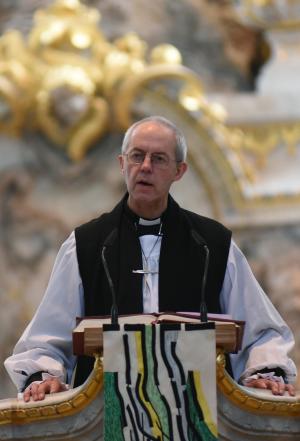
{"left": 137, "top": 180, "right": 152, "bottom": 187}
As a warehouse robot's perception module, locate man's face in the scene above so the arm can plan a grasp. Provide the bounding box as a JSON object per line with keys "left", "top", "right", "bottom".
{"left": 119, "top": 121, "right": 187, "bottom": 217}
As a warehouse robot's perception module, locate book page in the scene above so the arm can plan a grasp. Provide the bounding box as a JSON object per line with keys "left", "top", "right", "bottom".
{"left": 177, "top": 312, "right": 232, "bottom": 320}
{"left": 74, "top": 314, "right": 156, "bottom": 332}
{"left": 74, "top": 311, "right": 241, "bottom": 332}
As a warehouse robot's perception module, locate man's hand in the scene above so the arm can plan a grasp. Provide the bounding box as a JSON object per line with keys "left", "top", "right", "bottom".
{"left": 246, "top": 378, "right": 295, "bottom": 396}
{"left": 23, "top": 377, "right": 68, "bottom": 402}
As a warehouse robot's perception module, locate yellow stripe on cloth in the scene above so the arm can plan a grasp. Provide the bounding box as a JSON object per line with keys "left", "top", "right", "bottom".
{"left": 135, "top": 330, "right": 162, "bottom": 438}
{"left": 192, "top": 371, "right": 218, "bottom": 438}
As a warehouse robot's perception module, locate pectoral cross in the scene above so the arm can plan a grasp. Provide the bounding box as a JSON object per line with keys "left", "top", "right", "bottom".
{"left": 132, "top": 269, "right": 158, "bottom": 275}
{"left": 133, "top": 268, "right": 158, "bottom": 293}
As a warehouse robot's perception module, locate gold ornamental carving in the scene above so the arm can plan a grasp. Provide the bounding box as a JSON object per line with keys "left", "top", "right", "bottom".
{"left": 178, "top": 86, "right": 300, "bottom": 185}
{"left": 1, "top": 351, "right": 299, "bottom": 427}
{"left": 0, "top": 0, "right": 299, "bottom": 209}
{"left": 216, "top": 349, "right": 300, "bottom": 417}
{"left": 0, "top": 0, "right": 204, "bottom": 162}
{"left": 0, "top": 355, "right": 103, "bottom": 426}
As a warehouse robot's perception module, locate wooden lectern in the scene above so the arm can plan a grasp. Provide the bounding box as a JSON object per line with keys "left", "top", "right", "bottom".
{"left": 72, "top": 313, "right": 244, "bottom": 356}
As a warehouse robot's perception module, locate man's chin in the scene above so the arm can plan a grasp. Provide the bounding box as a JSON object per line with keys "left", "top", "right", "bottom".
{"left": 130, "top": 189, "right": 158, "bottom": 206}
{"left": 133, "top": 186, "right": 155, "bottom": 198}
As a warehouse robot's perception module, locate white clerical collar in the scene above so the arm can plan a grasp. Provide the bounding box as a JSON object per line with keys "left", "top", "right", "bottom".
{"left": 138, "top": 217, "right": 161, "bottom": 226}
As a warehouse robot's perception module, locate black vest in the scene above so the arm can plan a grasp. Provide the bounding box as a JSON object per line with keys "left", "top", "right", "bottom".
{"left": 74, "top": 194, "right": 231, "bottom": 386}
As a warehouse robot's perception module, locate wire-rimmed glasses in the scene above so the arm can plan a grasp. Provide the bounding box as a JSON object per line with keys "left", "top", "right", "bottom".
{"left": 124, "top": 150, "right": 179, "bottom": 169}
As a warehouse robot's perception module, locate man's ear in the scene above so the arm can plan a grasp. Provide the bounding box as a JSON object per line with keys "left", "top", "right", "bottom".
{"left": 174, "top": 161, "right": 188, "bottom": 181}
{"left": 118, "top": 154, "right": 124, "bottom": 174}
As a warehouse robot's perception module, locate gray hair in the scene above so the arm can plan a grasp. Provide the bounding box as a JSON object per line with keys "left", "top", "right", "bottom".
{"left": 121, "top": 115, "right": 187, "bottom": 161}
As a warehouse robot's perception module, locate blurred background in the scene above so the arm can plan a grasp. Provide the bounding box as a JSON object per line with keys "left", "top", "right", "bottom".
{"left": 0, "top": 0, "right": 299, "bottom": 398}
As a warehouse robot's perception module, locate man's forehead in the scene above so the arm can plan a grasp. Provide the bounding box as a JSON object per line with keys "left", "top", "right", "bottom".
{"left": 129, "top": 121, "right": 176, "bottom": 144}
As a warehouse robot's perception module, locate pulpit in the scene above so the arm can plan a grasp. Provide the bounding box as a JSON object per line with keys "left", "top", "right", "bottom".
{"left": 0, "top": 316, "right": 299, "bottom": 441}
{"left": 72, "top": 313, "right": 243, "bottom": 440}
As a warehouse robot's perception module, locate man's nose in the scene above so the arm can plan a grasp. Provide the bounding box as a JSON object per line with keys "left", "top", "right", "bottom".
{"left": 140, "top": 153, "right": 153, "bottom": 170}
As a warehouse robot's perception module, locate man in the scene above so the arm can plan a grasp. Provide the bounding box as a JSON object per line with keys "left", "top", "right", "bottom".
{"left": 5, "top": 116, "right": 296, "bottom": 402}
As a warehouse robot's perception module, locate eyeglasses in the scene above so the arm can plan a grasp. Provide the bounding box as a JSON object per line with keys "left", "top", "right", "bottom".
{"left": 124, "top": 150, "right": 179, "bottom": 169}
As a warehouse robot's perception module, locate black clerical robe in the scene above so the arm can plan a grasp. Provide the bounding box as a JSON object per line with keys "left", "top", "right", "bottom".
{"left": 74, "top": 194, "right": 231, "bottom": 386}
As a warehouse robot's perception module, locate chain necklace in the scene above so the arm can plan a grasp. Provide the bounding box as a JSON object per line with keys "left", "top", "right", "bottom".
{"left": 132, "top": 222, "right": 163, "bottom": 275}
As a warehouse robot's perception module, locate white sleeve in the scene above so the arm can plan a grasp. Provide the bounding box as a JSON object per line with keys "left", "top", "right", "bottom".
{"left": 4, "top": 231, "right": 84, "bottom": 392}
{"left": 220, "top": 240, "right": 297, "bottom": 384}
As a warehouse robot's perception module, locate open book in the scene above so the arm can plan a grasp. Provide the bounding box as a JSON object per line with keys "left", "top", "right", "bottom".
{"left": 73, "top": 312, "right": 245, "bottom": 356}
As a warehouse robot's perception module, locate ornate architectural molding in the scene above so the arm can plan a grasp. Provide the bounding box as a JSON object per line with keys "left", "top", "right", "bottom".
{"left": 0, "top": 352, "right": 299, "bottom": 440}
{"left": 0, "top": 0, "right": 299, "bottom": 220}
{"left": 0, "top": 0, "right": 198, "bottom": 162}
{"left": 233, "top": 0, "right": 300, "bottom": 94}
{"left": 216, "top": 350, "right": 300, "bottom": 417}
{"left": 234, "top": 0, "right": 300, "bottom": 30}
{"left": 0, "top": 355, "right": 103, "bottom": 426}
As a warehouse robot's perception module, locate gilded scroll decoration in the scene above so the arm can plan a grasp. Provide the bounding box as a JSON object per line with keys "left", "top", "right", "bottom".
{"left": 216, "top": 350, "right": 300, "bottom": 417}
{"left": 1, "top": 351, "right": 299, "bottom": 427}
{"left": 0, "top": 355, "right": 103, "bottom": 426}
{"left": 0, "top": 0, "right": 202, "bottom": 162}
{"left": 179, "top": 85, "right": 300, "bottom": 184}
{"left": 0, "top": 0, "right": 299, "bottom": 207}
